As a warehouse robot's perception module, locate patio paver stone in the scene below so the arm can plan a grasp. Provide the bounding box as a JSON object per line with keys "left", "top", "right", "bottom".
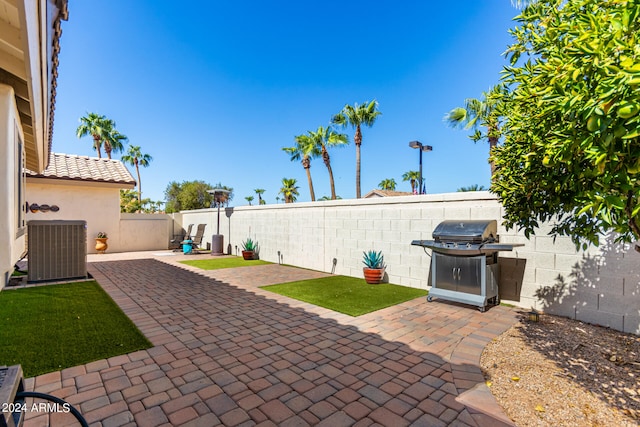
{"left": 22, "top": 252, "right": 518, "bottom": 426}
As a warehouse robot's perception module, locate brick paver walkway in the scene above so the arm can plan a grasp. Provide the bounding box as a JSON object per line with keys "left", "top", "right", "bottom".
{"left": 23, "top": 254, "right": 518, "bottom": 426}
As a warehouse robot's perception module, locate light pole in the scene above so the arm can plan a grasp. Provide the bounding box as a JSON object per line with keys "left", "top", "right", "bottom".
{"left": 207, "top": 188, "right": 230, "bottom": 256}
{"left": 409, "top": 141, "right": 432, "bottom": 194}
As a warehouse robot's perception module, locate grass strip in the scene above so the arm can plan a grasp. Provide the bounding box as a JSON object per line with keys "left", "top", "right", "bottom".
{"left": 261, "top": 275, "right": 428, "bottom": 317}
{"left": 0, "top": 281, "right": 152, "bottom": 377}
{"left": 180, "top": 256, "right": 271, "bottom": 270}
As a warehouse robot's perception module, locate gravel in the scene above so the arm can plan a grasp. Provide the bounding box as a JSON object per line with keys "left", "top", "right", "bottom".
{"left": 481, "top": 312, "right": 640, "bottom": 426}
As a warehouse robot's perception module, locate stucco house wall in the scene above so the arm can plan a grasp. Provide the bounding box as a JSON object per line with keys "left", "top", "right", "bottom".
{"left": 0, "top": 86, "right": 27, "bottom": 287}
{"left": 26, "top": 179, "right": 121, "bottom": 253}
{"left": 27, "top": 176, "right": 172, "bottom": 254}
{"left": 0, "top": 0, "right": 68, "bottom": 289}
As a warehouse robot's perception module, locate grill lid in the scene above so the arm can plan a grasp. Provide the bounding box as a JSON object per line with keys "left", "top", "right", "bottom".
{"left": 432, "top": 220, "right": 497, "bottom": 243}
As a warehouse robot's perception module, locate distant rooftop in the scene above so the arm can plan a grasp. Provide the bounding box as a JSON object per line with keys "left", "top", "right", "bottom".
{"left": 26, "top": 153, "right": 136, "bottom": 187}
{"left": 364, "top": 189, "right": 414, "bottom": 198}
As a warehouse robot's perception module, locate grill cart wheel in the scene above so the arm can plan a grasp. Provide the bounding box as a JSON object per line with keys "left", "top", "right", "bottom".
{"left": 427, "top": 295, "right": 433, "bottom": 302}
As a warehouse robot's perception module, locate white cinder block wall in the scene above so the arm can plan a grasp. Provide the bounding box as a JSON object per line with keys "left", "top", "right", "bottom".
{"left": 177, "top": 192, "right": 640, "bottom": 334}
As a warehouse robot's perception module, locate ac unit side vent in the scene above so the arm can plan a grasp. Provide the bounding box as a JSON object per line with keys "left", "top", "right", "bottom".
{"left": 27, "top": 220, "right": 87, "bottom": 282}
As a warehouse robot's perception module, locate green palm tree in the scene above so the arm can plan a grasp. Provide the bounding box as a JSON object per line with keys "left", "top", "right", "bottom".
{"left": 378, "top": 178, "right": 397, "bottom": 191}
{"left": 444, "top": 85, "right": 506, "bottom": 177}
{"left": 76, "top": 112, "right": 109, "bottom": 158}
{"left": 279, "top": 178, "right": 299, "bottom": 203}
{"left": 254, "top": 188, "right": 266, "bottom": 205}
{"left": 121, "top": 145, "right": 153, "bottom": 206}
{"left": 457, "top": 184, "right": 487, "bottom": 192}
{"left": 283, "top": 135, "right": 321, "bottom": 201}
{"left": 332, "top": 100, "right": 381, "bottom": 198}
{"left": 245, "top": 196, "right": 254, "bottom": 206}
{"left": 306, "top": 126, "right": 348, "bottom": 200}
{"left": 103, "top": 125, "right": 128, "bottom": 159}
{"left": 402, "top": 171, "right": 420, "bottom": 194}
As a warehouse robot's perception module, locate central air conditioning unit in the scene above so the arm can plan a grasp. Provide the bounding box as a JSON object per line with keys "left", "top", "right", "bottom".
{"left": 27, "top": 220, "right": 87, "bottom": 282}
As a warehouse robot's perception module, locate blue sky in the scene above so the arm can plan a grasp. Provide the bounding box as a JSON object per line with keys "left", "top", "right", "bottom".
{"left": 52, "top": 1, "right": 521, "bottom": 205}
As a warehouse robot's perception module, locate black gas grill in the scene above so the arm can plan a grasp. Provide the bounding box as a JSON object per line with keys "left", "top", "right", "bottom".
{"left": 411, "top": 220, "right": 522, "bottom": 311}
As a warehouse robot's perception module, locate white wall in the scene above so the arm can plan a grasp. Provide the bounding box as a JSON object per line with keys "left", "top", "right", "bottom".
{"left": 178, "top": 192, "right": 640, "bottom": 334}
{"left": 0, "top": 85, "right": 26, "bottom": 289}
{"left": 119, "top": 213, "right": 173, "bottom": 252}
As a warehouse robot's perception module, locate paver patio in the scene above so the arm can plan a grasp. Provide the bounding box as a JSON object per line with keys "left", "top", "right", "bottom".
{"left": 23, "top": 253, "right": 519, "bottom": 426}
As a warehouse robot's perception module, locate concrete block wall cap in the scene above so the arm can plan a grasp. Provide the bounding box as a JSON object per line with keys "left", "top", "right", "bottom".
{"left": 225, "top": 192, "right": 499, "bottom": 210}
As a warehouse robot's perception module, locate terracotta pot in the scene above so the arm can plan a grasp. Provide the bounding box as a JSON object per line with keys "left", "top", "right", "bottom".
{"left": 363, "top": 267, "right": 385, "bottom": 284}
{"left": 242, "top": 250, "right": 254, "bottom": 260}
{"left": 95, "top": 238, "right": 108, "bottom": 254}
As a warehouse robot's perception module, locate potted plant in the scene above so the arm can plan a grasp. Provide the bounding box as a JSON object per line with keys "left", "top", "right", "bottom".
{"left": 95, "top": 232, "right": 108, "bottom": 254}
{"left": 362, "top": 250, "right": 386, "bottom": 284}
{"left": 241, "top": 238, "right": 258, "bottom": 260}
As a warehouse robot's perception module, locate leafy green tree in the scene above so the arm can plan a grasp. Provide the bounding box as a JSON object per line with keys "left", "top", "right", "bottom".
{"left": 306, "top": 126, "right": 349, "bottom": 200}
{"left": 402, "top": 171, "right": 420, "bottom": 194}
{"left": 143, "top": 200, "right": 164, "bottom": 213}
{"left": 457, "top": 184, "right": 486, "bottom": 192}
{"left": 76, "top": 113, "right": 110, "bottom": 158}
{"left": 245, "top": 196, "right": 254, "bottom": 206}
{"left": 332, "top": 100, "right": 382, "bottom": 198}
{"left": 121, "top": 145, "right": 152, "bottom": 207}
{"left": 120, "top": 189, "right": 141, "bottom": 213}
{"left": 283, "top": 135, "right": 321, "bottom": 201}
{"left": 445, "top": 84, "right": 506, "bottom": 177}
{"left": 378, "top": 178, "right": 397, "bottom": 191}
{"left": 164, "top": 180, "right": 215, "bottom": 212}
{"left": 254, "top": 188, "right": 266, "bottom": 205}
{"left": 493, "top": 0, "right": 640, "bottom": 250}
{"left": 279, "top": 178, "right": 299, "bottom": 203}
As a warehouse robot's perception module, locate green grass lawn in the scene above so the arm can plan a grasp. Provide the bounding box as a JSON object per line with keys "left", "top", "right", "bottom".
{"left": 180, "top": 256, "right": 271, "bottom": 270}
{"left": 0, "top": 281, "right": 152, "bottom": 377}
{"left": 261, "top": 275, "right": 428, "bottom": 316}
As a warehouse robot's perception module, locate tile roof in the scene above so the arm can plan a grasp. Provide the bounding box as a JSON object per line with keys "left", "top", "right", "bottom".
{"left": 363, "top": 189, "right": 414, "bottom": 198}
{"left": 48, "top": 1, "right": 70, "bottom": 159}
{"left": 26, "top": 153, "right": 136, "bottom": 187}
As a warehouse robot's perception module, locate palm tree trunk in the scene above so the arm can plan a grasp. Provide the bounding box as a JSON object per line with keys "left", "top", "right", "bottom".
{"left": 327, "top": 164, "right": 337, "bottom": 200}
{"left": 305, "top": 168, "right": 315, "bottom": 202}
{"left": 105, "top": 143, "right": 112, "bottom": 159}
{"left": 322, "top": 147, "right": 337, "bottom": 200}
{"left": 93, "top": 135, "right": 102, "bottom": 158}
{"left": 302, "top": 157, "right": 315, "bottom": 201}
{"left": 355, "top": 125, "right": 362, "bottom": 198}
{"left": 135, "top": 160, "right": 142, "bottom": 212}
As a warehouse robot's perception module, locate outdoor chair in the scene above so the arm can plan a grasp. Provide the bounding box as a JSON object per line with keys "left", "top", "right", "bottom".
{"left": 171, "top": 223, "right": 193, "bottom": 251}
{"left": 185, "top": 224, "right": 207, "bottom": 254}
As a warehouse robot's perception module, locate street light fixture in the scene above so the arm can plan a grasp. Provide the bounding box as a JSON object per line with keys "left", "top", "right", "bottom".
{"left": 408, "top": 141, "right": 433, "bottom": 194}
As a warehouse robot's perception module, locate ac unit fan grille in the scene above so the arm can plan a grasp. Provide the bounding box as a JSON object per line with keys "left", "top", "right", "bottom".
{"left": 27, "top": 220, "right": 87, "bottom": 282}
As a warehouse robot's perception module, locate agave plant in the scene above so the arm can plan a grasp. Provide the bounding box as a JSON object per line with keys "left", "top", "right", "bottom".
{"left": 362, "top": 250, "right": 385, "bottom": 269}
{"left": 242, "top": 238, "right": 258, "bottom": 252}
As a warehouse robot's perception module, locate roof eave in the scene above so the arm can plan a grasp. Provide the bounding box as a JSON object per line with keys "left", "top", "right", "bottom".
{"left": 16, "top": 0, "right": 67, "bottom": 173}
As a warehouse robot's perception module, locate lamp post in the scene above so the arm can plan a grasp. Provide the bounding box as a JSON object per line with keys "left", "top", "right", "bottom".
{"left": 207, "top": 188, "right": 230, "bottom": 256}
{"left": 408, "top": 141, "right": 433, "bottom": 194}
